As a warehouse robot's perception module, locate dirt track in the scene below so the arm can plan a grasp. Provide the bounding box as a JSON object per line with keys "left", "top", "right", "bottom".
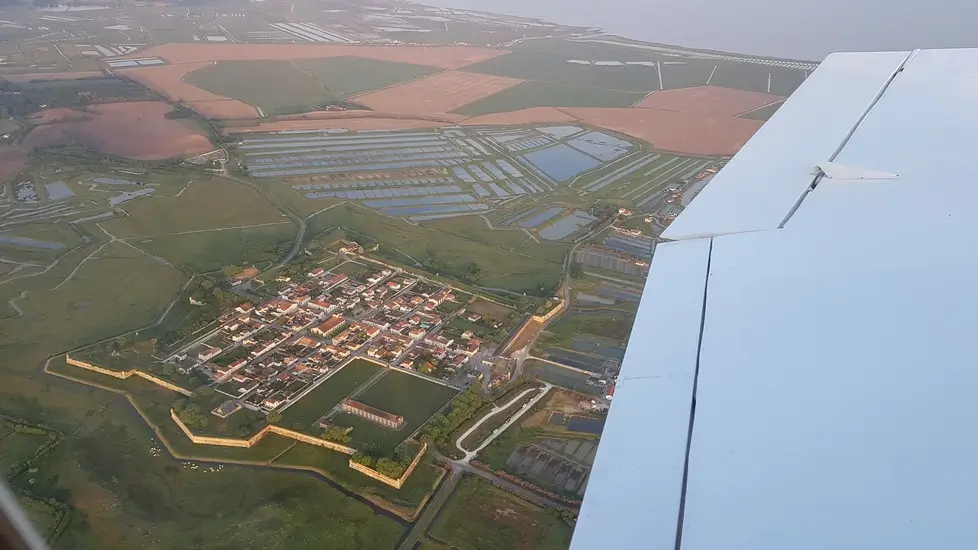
{"left": 222, "top": 116, "right": 449, "bottom": 134}
{"left": 118, "top": 64, "right": 259, "bottom": 119}
{"left": 23, "top": 102, "right": 214, "bottom": 160}
{"left": 2, "top": 71, "right": 104, "bottom": 83}
{"left": 353, "top": 71, "right": 523, "bottom": 116}
{"left": 459, "top": 107, "right": 579, "bottom": 126}
{"left": 565, "top": 107, "right": 764, "bottom": 157}
{"left": 633, "top": 85, "right": 784, "bottom": 117}
{"left": 124, "top": 43, "right": 509, "bottom": 70}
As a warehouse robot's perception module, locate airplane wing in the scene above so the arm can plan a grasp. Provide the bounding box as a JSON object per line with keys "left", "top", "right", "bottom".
{"left": 572, "top": 48, "right": 978, "bottom": 550}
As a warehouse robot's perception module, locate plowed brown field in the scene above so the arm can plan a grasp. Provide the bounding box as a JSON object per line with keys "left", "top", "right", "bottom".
{"left": 118, "top": 64, "right": 258, "bottom": 119}
{"left": 223, "top": 117, "right": 448, "bottom": 134}
{"left": 0, "top": 147, "right": 27, "bottom": 180}
{"left": 2, "top": 71, "right": 104, "bottom": 83}
{"left": 354, "top": 71, "right": 523, "bottom": 116}
{"left": 459, "top": 107, "right": 579, "bottom": 126}
{"left": 564, "top": 107, "right": 764, "bottom": 157}
{"left": 633, "top": 85, "right": 784, "bottom": 117}
{"left": 23, "top": 102, "right": 213, "bottom": 159}
{"left": 125, "top": 44, "right": 508, "bottom": 70}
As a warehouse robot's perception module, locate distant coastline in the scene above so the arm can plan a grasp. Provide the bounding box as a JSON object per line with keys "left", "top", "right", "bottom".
{"left": 411, "top": 0, "right": 978, "bottom": 61}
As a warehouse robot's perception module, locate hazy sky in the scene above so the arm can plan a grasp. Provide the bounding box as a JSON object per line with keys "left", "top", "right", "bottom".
{"left": 419, "top": 0, "right": 978, "bottom": 61}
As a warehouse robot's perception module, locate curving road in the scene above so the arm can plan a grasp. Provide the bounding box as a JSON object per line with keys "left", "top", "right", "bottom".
{"left": 456, "top": 383, "right": 552, "bottom": 462}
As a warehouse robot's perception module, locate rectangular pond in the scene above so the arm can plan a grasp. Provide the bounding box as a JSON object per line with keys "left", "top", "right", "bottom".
{"left": 539, "top": 211, "right": 597, "bottom": 240}
{"left": 363, "top": 194, "right": 475, "bottom": 209}
{"left": 44, "top": 181, "right": 74, "bottom": 200}
{"left": 380, "top": 203, "right": 488, "bottom": 217}
{"left": 0, "top": 235, "right": 65, "bottom": 250}
{"left": 567, "top": 416, "right": 606, "bottom": 435}
{"left": 520, "top": 144, "right": 603, "bottom": 183}
{"left": 519, "top": 207, "right": 566, "bottom": 228}
{"left": 566, "top": 131, "right": 635, "bottom": 162}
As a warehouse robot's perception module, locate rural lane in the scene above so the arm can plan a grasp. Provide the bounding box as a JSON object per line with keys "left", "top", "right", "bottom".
{"left": 222, "top": 174, "right": 306, "bottom": 269}
{"left": 456, "top": 384, "right": 551, "bottom": 461}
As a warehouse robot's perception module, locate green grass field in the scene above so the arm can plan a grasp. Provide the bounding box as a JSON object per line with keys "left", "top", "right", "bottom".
{"left": 339, "top": 370, "right": 458, "bottom": 454}
{"left": 186, "top": 60, "right": 328, "bottom": 116}
{"left": 136, "top": 223, "right": 295, "bottom": 272}
{"left": 452, "top": 80, "right": 646, "bottom": 116}
{"left": 295, "top": 56, "right": 440, "bottom": 99}
{"left": 187, "top": 57, "right": 441, "bottom": 115}
{"left": 99, "top": 177, "right": 287, "bottom": 238}
{"left": 319, "top": 203, "right": 565, "bottom": 296}
{"left": 429, "top": 475, "right": 573, "bottom": 550}
{"left": 462, "top": 51, "right": 662, "bottom": 93}
{"left": 3, "top": 241, "right": 187, "bottom": 356}
{"left": 279, "top": 359, "right": 383, "bottom": 433}
{"left": 0, "top": 429, "right": 48, "bottom": 471}
{"left": 30, "top": 410, "right": 405, "bottom": 550}
{"left": 739, "top": 99, "right": 785, "bottom": 121}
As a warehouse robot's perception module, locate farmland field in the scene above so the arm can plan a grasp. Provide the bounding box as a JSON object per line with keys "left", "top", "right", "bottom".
{"left": 339, "top": 370, "right": 458, "bottom": 453}
{"left": 321, "top": 203, "right": 564, "bottom": 296}
{"left": 462, "top": 51, "right": 663, "bottom": 92}
{"left": 452, "top": 80, "right": 646, "bottom": 116}
{"left": 279, "top": 359, "right": 383, "bottom": 432}
{"left": 29, "top": 410, "right": 405, "bottom": 550}
{"left": 22, "top": 102, "right": 214, "bottom": 160}
{"left": 186, "top": 60, "right": 328, "bottom": 116}
{"left": 0, "top": 429, "right": 48, "bottom": 472}
{"left": 296, "top": 56, "right": 441, "bottom": 99}
{"left": 1, "top": 241, "right": 187, "bottom": 354}
{"left": 186, "top": 57, "right": 443, "bottom": 115}
{"left": 98, "top": 177, "right": 288, "bottom": 238}
{"left": 430, "top": 475, "right": 573, "bottom": 550}
{"left": 136, "top": 223, "right": 296, "bottom": 272}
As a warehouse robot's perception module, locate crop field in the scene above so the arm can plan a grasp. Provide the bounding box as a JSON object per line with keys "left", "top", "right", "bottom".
{"left": 118, "top": 63, "right": 260, "bottom": 119}
{"left": 22, "top": 102, "right": 214, "bottom": 160}
{"left": 32, "top": 408, "right": 405, "bottom": 550}
{"left": 430, "top": 475, "right": 573, "bottom": 550}
{"left": 354, "top": 71, "right": 524, "bottom": 115}
{"left": 462, "top": 50, "right": 665, "bottom": 92}
{"left": 337, "top": 370, "right": 458, "bottom": 453}
{"left": 297, "top": 56, "right": 442, "bottom": 98}
{"left": 186, "top": 60, "right": 329, "bottom": 116}
{"left": 316, "top": 203, "right": 564, "bottom": 295}
{"left": 98, "top": 177, "right": 288, "bottom": 237}
{"left": 452, "top": 80, "right": 647, "bottom": 116}
{"left": 3, "top": 241, "right": 187, "bottom": 351}
{"left": 0, "top": 429, "right": 48, "bottom": 472}
{"left": 279, "top": 359, "right": 383, "bottom": 432}
{"left": 136, "top": 224, "right": 295, "bottom": 272}
{"left": 510, "top": 38, "right": 811, "bottom": 94}
{"left": 633, "top": 85, "right": 783, "bottom": 117}
{"left": 185, "top": 57, "right": 443, "bottom": 117}
{"left": 129, "top": 43, "right": 508, "bottom": 70}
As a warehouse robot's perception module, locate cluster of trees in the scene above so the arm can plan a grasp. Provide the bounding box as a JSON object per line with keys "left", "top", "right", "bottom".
{"left": 278, "top": 256, "right": 318, "bottom": 281}
{"left": 155, "top": 275, "right": 242, "bottom": 353}
{"left": 350, "top": 442, "right": 415, "bottom": 479}
{"left": 5, "top": 422, "right": 53, "bottom": 437}
{"left": 321, "top": 426, "right": 352, "bottom": 444}
{"left": 422, "top": 257, "right": 485, "bottom": 284}
{"left": 0, "top": 78, "right": 153, "bottom": 117}
{"left": 1, "top": 416, "right": 64, "bottom": 479}
{"left": 173, "top": 397, "right": 210, "bottom": 430}
{"left": 420, "top": 386, "right": 491, "bottom": 453}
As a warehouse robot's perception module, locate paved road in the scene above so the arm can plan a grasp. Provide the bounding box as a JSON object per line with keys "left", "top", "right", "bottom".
{"left": 396, "top": 382, "right": 565, "bottom": 550}
{"left": 456, "top": 384, "right": 552, "bottom": 461}
{"left": 223, "top": 174, "right": 306, "bottom": 270}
